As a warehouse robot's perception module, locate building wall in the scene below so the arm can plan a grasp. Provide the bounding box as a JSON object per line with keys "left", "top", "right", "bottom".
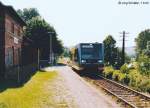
{"left": 5, "top": 13, "right": 23, "bottom": 47}
{"left": 0, "top": 5, "right": 5, "bottom": 77}
{"left": 2, "top": 11, "right": 24, "bottom": 80}
{"left": 4, "top": 13, "right": 23, "bottom": 68}
{"left": 0, "top": 3, "right": 39, "bottom": 81}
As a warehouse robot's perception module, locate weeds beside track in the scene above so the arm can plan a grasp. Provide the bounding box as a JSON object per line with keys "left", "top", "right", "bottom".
{"left": 83, "top": 74, "right": 150, "bottom": 108}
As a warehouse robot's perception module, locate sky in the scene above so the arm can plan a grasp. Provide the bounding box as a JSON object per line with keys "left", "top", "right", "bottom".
{"left": 1, "top": 0, "right": 150, "bottom": 47}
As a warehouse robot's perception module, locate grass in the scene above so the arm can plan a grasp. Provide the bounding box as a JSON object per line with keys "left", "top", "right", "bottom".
{"left": 0, "top": 71, "right": 58, "bottom": 108}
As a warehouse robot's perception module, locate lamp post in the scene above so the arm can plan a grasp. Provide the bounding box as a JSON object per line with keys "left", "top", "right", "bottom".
{"left": 48, "top": 32, "right": 55, "bottom": 65}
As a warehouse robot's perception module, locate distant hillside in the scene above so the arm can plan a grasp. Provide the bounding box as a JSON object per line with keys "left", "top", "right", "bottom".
{"left": 125, "top": 46, "right": 136, "bottom": 57}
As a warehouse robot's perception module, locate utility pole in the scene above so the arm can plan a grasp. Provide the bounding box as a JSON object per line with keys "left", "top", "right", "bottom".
{"left": 50, "top": 34, "right": 54, "bottom": 66}
{"left": 48, "top": 32, "right": 55, "bottom": 66}
{"left": 38, "top": 48, "right": 40, "bottom": 70}
{"left": 120, "top": 31, "right": 129, "bottom": 65}
{"left": 50, "top": 34, "right": 52, "bottom": 65}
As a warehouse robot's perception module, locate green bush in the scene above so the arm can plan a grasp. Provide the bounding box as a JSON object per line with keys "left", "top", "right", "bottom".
{"left": 103, "top": 66, "right": 114, "bottom": 79}
{"left": 112, "top": 70, "right": 120, "bottom": 81}
{"left": 123, "top": 74, "right": 130, "bottom": 85}
{"left": 118, "top": 73, "right": 127, "bottom": 84}
{"left": 112, "top": 70, "right": 128, "bottom": 84}
{"left": 120, "top": 64, "right": 130, "bottom": 74}
{"left": 104, "top": 66, "right": 150, "bottom": 93}
{"left": 138, "top": 79, "right": 150, "bottom": 92}
{"left": 138, "top": 54, "right": 150, "bottom": 76}
{"left": 128, "top": 70, "right": 142, "bottom": 88}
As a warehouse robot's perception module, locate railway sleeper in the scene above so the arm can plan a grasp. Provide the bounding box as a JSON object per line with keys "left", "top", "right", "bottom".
{"left": 91, "top": 77, "right": 150, "bottom": 108}
{"left": 113, "top": 93, "right": 133, "bottom": 96}
{"left": 122, "top": 97, "right": 141, "bottom": 102}
{"left": 117, "top": 94, "right": 135, "bottom": 97}
{"left": 121, "top": 98, "right": 138, "bottom": 102}
{"left": 138, "top": 101, "right": 150, "bottom": 105}
{"left": 105, "top": 86, "right": 122, "bottom": 90}
{"left": 111, "top": 89, "right": 129, "bottom": 94}
{"left": 111, "top": 90, "right": 130, "bottom": 93}
{"left": 134, "top": 102, "right": 150, "bottom": 108}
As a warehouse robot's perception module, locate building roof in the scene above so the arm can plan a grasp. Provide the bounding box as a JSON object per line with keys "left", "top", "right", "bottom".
{"left": 0, "top": 2, "right": 26, "bottom": 26}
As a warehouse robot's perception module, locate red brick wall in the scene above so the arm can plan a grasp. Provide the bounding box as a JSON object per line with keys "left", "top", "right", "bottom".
{"left": 0, "top": 5, "right": 5, "bottom": 77}
{"left": 4, "top": 13, "right": 23, "bottom": 67}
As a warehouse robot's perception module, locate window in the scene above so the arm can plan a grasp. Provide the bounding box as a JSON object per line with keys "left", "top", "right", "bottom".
{"left": 11, "top": 22, "right": 14, "bottom": 33}
{"left": 5, "top": 47, "right": 14, "bottom": 67}
{"left": 81, "top": 44, "right": 102, "bottom": 59}
{"left": 18, "top": 29, "right": 20, "bottom": 36}
{"left": 5, "top": 20, "right": 11, "bottom": 32}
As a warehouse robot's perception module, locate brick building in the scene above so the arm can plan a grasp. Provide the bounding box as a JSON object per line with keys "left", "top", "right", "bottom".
{"left": 0, "top": 2, "right": 26, "bottom": 79}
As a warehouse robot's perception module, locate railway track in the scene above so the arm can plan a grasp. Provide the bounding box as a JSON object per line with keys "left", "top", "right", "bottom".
{"left": 83, "top": 74, "right": 150, "bottom": 108}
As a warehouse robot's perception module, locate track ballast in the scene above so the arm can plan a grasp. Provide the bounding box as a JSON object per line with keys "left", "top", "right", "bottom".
{"left": 83, "top": 74, "right": 150, "bottom": 108}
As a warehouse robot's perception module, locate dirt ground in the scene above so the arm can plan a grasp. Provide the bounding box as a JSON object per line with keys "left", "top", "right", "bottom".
{"left": 45, "top": 66, "right": 122, "bottom": 108}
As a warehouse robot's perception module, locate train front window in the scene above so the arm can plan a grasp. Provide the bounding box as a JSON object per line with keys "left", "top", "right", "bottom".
{"left": 81, "top": 44, "right": 101, "bottom": 59}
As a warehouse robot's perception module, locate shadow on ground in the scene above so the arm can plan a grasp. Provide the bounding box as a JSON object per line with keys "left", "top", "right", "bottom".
{"left": 0, "top": 63, "right": 67, "bottom": 93}
{"left": 0, "top": 70, "right": 37, "bottom": 93}
{"left": 56, "top": 63, "right": 67, "bottom": 66}
{"left": 73, "top": 69, "right": 102, "bottom": 80}
{"left": 40, "top": 63, "right": 67, "bottom": 72}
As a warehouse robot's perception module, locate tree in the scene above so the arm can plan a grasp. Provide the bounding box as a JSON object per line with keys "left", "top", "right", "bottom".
{"left": 17, "top": 8, "right": 64, "bottom": 61}
{"left": 144, "top": 41, "right": 150, "bottom": 57}
{"left": 135, "top": 29, "right": 150, "bottom": 55}
{"left": 52, "top": 35, "right": 64, "bottom": 56}
{"left": 25, "top": 17, "right": 52, "bottom": 46}
{"left": 62, "top": 47, "right": 71, "bottom": 57}
{"left": 138, "top": 53, "right": 150, "bottom": 75}
{"left": 25, "top": 17, "right": 63, "bottom": 57}
{"left": 17, "top": 8, "right": 40, "bottom": 22}
{"left": 135, "top": 29, "right": 150, "bottom": 75}
{"left": 114, "top": 48, "right": 122, "bottom": 68}
{"left": 103, "top": 35, "right": 117, "bottom": 66}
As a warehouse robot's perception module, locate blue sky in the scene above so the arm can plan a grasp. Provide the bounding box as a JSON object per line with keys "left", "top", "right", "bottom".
{"left": 1, "top": 0, "right": 150, "bottom": 47}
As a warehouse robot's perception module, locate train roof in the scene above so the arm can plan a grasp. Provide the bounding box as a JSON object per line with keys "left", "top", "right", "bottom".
{"left": 79, "top": 42, "right": 102, "bottom": 45}
{"left": 77, "top": 42, "right": 102, "bottom": 45}
{"left": 75, "top": 42, "right": 103, "bottom": 48}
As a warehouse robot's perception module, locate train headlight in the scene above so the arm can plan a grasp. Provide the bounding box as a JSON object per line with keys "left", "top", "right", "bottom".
{"left": 81, "top": 60, "right": 86, "bottom": 63}
{"left": 98, "top": 60, "right": 102, "bottom": 63}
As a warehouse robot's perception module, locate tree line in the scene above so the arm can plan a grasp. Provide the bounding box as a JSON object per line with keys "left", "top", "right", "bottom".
{"left": 103, "top": 29, "right": 150, "bottom": 73}
{"left": 17, "top": 8, "right": 63, "bottom": 60}
{"left": 22, "top": 8, "right": 149, "bottom": 71}
{"left": 103, "top": 30, "right": 150, "bottom": 93}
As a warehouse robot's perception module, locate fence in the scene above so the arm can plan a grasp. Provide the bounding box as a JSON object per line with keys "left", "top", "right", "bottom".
{"left": 5, "top": 47, "right": 38, "bottom": 83}
{"left": 5, "top": 47, "right": 21, "bottom": 82}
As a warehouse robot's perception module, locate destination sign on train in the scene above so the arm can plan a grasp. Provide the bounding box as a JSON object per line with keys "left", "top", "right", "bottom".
{"left": 82, "top": 45, "right": 93, "bottom": 48}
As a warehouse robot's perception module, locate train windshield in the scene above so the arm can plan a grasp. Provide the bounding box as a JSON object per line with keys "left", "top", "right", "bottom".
{"left": 81, "top": 44, "right": 102, "bottom": 59}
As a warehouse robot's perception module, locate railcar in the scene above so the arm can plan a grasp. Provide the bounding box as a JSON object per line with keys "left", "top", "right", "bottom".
{"left": 70, "top": 43, "right": 104, "bottom": 72}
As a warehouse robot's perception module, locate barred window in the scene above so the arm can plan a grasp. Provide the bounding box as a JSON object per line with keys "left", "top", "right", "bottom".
{"left": 11, "top": 22, "right": 14, "bottom": 33}
{"left": 18, "top": 28, "right": 21, "bottom": 36}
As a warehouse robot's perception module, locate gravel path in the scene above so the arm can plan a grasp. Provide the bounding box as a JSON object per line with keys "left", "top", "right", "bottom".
{"left": 45, "top": 66, "right": 122, "bottom": 108}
